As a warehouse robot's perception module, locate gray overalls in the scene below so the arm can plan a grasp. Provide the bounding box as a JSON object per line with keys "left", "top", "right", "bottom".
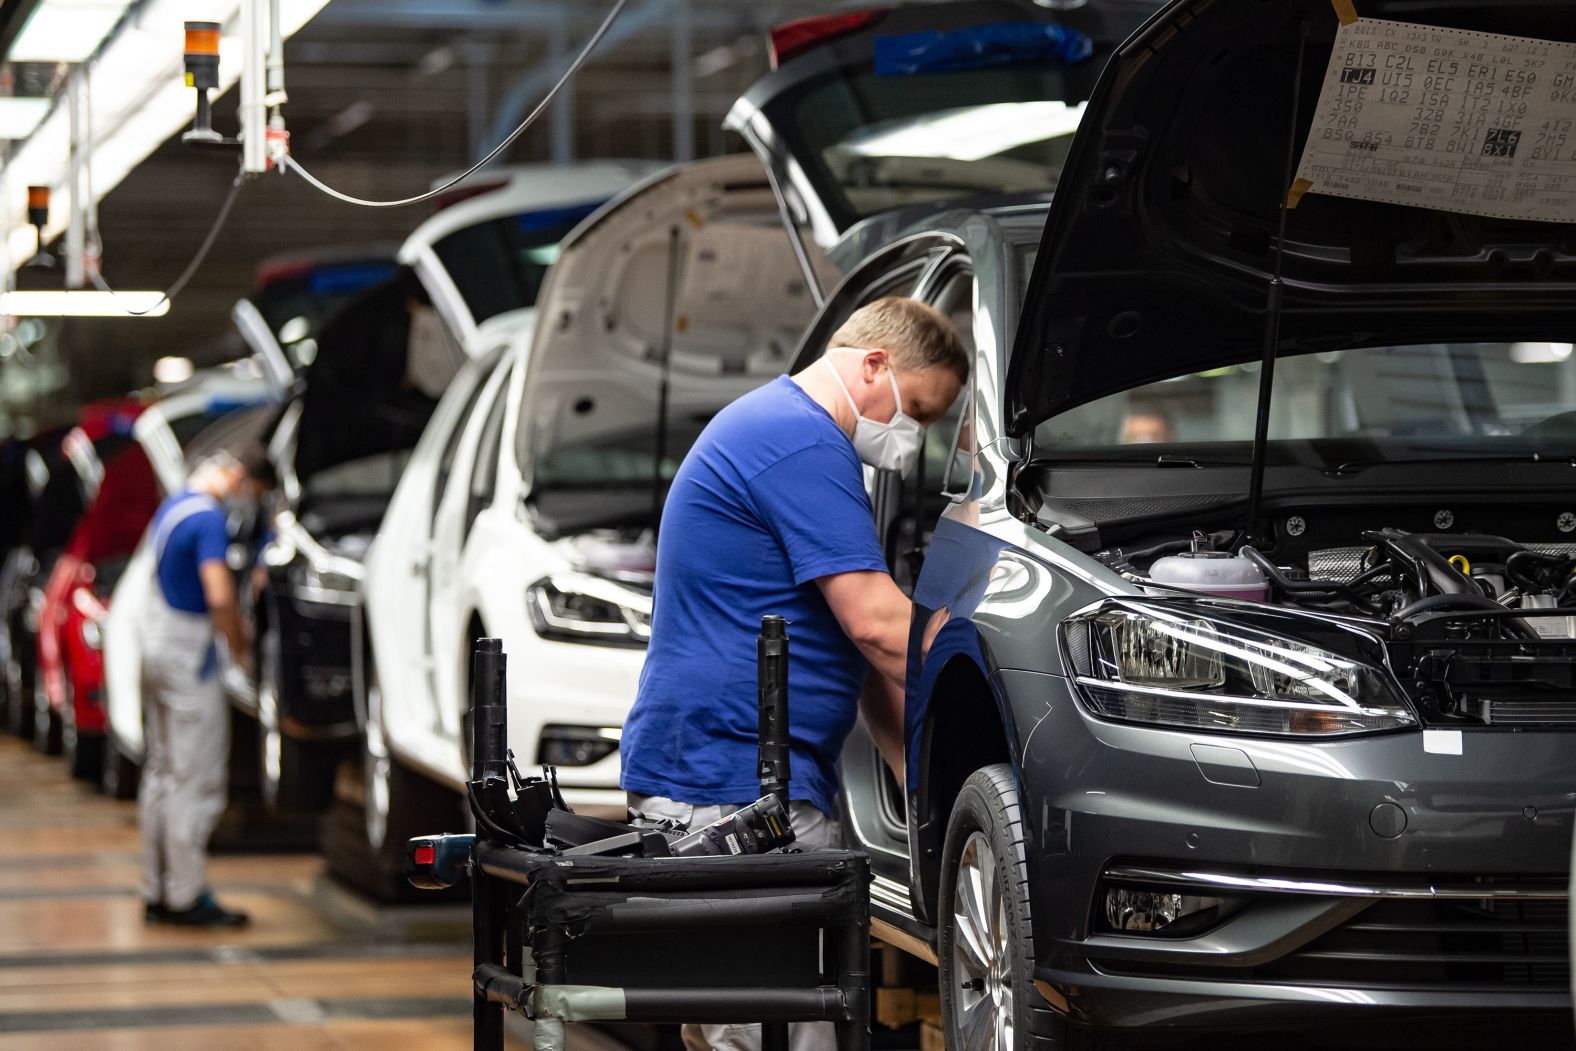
{"left": 138, "top": 493, "right": 230, "bottom": 911}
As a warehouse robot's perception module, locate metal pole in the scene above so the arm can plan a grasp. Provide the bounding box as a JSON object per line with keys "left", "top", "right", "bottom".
{"left": 548, "top": 13, "right": 574, "bottom": 164}
{"left": 471, "top": 637, "right": 506, "bottom": 1050}
{"left": 240, "top": 0, "right": 268, "bottom": 174}
{"left": 670, "top": 0, "right": 693, "bottom": 161}
{"left": 65, "top": 69, "right": 86, "bottom": 289}
{"left": 757, "top": 616, "right": 790, "bottom": 808}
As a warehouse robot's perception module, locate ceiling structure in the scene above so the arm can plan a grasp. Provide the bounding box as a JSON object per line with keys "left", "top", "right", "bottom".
{"left": 0, "top": 0, "right": 826, "bottom": 429}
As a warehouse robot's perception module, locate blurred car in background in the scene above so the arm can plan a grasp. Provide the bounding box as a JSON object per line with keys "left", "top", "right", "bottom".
{"left": 339, "top": 153, "right": 834, "bottom": 898}
{"left": 3, "top": 400, "right": 143, "bottom": 745}
{"left": 34, "top": 437, "right": 160, "bottom": 778}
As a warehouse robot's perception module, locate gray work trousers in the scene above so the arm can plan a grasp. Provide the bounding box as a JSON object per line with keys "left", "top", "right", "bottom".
{"left": 138, "top": 599, "right": 228, "bottom": 911}
{"left": 627, "top": 793, "right": 841, "bottom": 1051}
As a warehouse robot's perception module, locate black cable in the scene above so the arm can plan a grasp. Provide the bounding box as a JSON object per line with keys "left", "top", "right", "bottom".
{"left": 89, "top": 169, "right": 247, "bottom": 317}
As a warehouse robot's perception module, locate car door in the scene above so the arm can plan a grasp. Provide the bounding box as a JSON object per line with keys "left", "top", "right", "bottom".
{"left": 365, "top": 346, "right": 502, "bottom": 736}
{"left": 423, "top": 350, "right": 516, "bottom": 743}
{"left": 783, "top": 235, "right": 974, "bottom": 903}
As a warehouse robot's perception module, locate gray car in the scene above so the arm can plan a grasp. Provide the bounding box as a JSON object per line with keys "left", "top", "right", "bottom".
{"left": 737, "top": 0, "right": 1576, "bottom": 1046}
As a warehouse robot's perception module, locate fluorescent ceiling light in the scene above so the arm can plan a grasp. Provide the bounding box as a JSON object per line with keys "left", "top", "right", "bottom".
{"left": 0, "top": 98, "right": 52, "bottom": 140}
{"left": 0, "top": 290, "right": 170, "bottom": 316}
{"left": 839, "top": 100, "right": 1088, "bottom": 162}
{"left": 153, "top": 355, "right": 193, "bottom": 382}
{"left": 8, "top": 1, "right": 133, "bottom": 63}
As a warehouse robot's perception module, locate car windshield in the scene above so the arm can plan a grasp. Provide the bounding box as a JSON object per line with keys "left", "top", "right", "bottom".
{"left": 777, "top": 63, "right": 1096, "bottom": 230}
{"left": 431, "top": 203, "right": 603, "bottom": 327}
{"left": 1034, "top": 342, "right": 1576, "bottom": 465}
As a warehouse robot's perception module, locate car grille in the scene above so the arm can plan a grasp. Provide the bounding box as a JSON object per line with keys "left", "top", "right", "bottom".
{"left": 1486, "top": 699, "right": 1576, "bottom": 725}
{"left": 1257, "top": 896, "right": 1570, "bottom": 987}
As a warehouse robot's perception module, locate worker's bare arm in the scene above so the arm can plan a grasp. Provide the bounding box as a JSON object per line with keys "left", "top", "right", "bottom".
{"left": 199, "top": 560, "right": 249, "bottom": 674}
{"left": 859, "top": 672, "right": 905, "bottom": 786}
{"left": 816, "top": 570, "right": 910, "bottom": 684}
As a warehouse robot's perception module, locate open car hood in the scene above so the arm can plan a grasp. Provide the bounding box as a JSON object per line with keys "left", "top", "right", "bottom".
{"left": 1006, "top": 0, "right": 1576, "bottom": 436}
{"left": 290, "top": 269, "right": 460, "bottom": 483}
{"left": 518, "top": 154, "right": 836, "bottom": 536}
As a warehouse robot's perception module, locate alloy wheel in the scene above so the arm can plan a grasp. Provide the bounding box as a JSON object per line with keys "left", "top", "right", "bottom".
{"left": 951, "top": 831, "right": 1014, "bottom": 1051}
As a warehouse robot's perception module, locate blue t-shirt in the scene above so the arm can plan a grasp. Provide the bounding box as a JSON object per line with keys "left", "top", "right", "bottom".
{"left": 621, "top": 376, "right": 888, "bottom": 817}
{"left": 151, "top": 490, "right": 230, "bottom": 614}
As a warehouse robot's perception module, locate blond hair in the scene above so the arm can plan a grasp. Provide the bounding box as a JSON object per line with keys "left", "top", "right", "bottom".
{"left": 829, "top": 297, "right": 968, "bottom": 382}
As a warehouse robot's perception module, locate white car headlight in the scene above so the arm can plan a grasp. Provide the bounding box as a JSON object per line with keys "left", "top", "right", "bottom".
{"left": 527, "top": 574, "right": 651, "bottom": 647}
{"left": 1064, "top": 603, "right": 1415, "bottom": 736}
{"left": 286, "top": 560, "right": 361, "bottom": 607}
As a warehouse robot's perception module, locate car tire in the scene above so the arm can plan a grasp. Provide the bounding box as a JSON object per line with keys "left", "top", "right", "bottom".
{"left": 939, "top": 765, "right": 1090, "bottom": 1051}
{"left": 257, "top": 626, "right": 338, "bottom": 814}
{"left": 8, "top": 649, "right": 35, "bottom": 739}
{"left": 31, "top": 679, "right": 61, "bottom": 755}
{"left": 101, "top": 733, "right": 140, "bottom": 800}
{"left": 324, "top": 660, "right": 466, "bottom": 902}
{"left": 61, "top": 684, "right": 102, "bottom": 781}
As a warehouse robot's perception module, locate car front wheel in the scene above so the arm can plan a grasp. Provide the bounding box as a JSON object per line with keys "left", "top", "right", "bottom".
{"left": 939, "top": 765, "right": 1086, "bottom": 1051}
{"left": 257, "top": 626, "right": 337, "bottom": 814}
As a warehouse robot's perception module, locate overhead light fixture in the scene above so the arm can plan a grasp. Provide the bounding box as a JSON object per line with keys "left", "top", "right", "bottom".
{"left": 8, "top": 0, "right": 134, "bottom": 63}
{"left": 0, "top": 98, "right": 52, "bottom": 140}
{"left": 0, "top": 290, "right": 169, "bottom": 316}
{"left": 153, "top": 355, "right": 193, "bottom": 382}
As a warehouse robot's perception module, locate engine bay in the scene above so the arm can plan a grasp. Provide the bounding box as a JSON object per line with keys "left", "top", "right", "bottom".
{"left": 1095, "top": 524, "right": 1576, "bottom": 727}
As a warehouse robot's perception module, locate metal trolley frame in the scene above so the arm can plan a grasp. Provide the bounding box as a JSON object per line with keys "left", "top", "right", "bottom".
{"left": 408, "top": 626, "right": 873, "bottom": 1051}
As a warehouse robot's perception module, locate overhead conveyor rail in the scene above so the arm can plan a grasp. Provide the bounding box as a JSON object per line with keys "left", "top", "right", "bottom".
{"left": 407, "top": 628, "right": 873, "bottom": 1051}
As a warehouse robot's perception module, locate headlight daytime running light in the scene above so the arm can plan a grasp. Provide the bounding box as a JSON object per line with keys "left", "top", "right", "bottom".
{"left": 1064, "top": 603, "right": 1414, "bottom": 737}
{"left": 526, "top": 573, "right": 651, "bottom": 647}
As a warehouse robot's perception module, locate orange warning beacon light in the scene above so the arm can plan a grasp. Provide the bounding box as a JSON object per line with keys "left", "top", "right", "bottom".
{"left": 25, "top": 186, "right": 48, "bottom": 230}
{"left": 182, "top": 21, "right": 222, "bottom": 144}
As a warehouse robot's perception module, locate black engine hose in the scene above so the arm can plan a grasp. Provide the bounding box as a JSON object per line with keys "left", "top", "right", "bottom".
{"left": 1391, "top": 592, "right": 1539, "bottom": 640}
{"left": 1238, "top": 546, "right": 1375, "bottom": 609}
{"left": 1506, "top": 550, "right": 1576, "bottom": 594}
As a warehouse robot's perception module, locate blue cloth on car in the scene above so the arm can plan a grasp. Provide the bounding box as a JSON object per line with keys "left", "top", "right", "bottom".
{"left": 874, "top": 22, "right": 1094, "bottom": 76}
{"left": 150, "top": 491, "right": 229, "bottom": 615}
{"left": 621, "top": 376, "right": 888, "bottom": 818}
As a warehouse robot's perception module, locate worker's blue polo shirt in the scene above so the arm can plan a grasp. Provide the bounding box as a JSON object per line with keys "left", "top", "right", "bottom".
{"left": 151, "top": 490, "right": 229, "bottom": 614}
{"left": 621, "top": 376, "right": 888, "bottom": 818}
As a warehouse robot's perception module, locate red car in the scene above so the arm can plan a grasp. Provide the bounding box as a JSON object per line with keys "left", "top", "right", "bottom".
{"left": 35, "top": 421, "right": 158, "bottom": 778}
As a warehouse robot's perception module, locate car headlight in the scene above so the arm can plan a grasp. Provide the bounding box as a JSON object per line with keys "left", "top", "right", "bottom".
{"left": 1063, "top": 603, "right": 1414, "bottom": 736}
{"left": 527, "top": 574, "right": 651, "bottom": 647}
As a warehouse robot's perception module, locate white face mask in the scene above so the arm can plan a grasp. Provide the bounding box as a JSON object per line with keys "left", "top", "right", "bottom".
{"left": 823, "top": 347, "right": 926, "bottom": 476}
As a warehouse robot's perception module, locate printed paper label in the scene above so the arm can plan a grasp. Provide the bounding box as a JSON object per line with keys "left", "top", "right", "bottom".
{"left": 1293, "top": 18, "right": 1576, "bottom": 223}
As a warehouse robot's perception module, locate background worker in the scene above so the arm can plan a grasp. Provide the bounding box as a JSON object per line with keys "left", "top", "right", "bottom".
{"left": 621, "top": 296, "right": 967, "bottom": 1051}
{"left": 140, "top": 448, "right": 273, "bottom": 928}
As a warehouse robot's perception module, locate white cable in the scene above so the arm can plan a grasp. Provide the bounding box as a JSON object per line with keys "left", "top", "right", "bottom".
{"left": 281, "top": 0, "right": 629, "bottom": 209}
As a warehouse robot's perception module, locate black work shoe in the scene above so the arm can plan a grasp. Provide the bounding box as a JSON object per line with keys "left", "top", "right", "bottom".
{"left": 152, "top": 890, "right": 249, "bottom": 928}
{"left": 144, "top": 901, "right": 166, "bottom": 923}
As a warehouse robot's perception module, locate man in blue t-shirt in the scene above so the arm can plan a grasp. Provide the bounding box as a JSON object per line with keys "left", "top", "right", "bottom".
{"left": 139, "top": 448, "right": 273, "bottom": 928}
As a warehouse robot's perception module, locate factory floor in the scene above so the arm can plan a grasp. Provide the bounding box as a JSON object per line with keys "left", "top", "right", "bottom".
{"left": 0, "top": 732, "right": 521, "bottom": 1050}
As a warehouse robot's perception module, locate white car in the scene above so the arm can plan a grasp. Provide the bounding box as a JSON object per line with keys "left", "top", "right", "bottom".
{"left": 248, "top": 163, "right": 654, "bottom": 817}
{"left": 347, "top": 153, "right": 838, "bottom": 897}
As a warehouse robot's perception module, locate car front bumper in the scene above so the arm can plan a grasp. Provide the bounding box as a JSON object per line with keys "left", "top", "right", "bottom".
{"left": 1004, "top": 668, "right": 1574, "bottom": 1031}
